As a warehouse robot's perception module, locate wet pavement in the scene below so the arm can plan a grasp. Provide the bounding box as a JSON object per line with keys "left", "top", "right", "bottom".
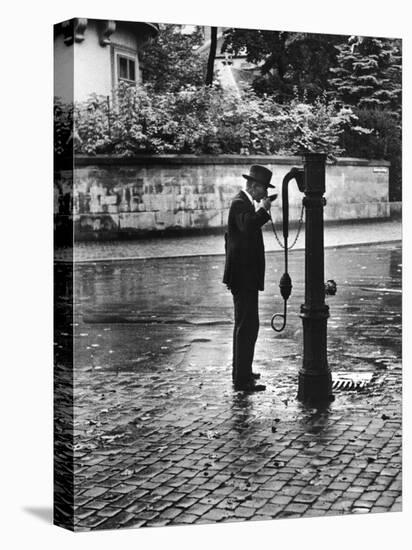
{"left": 55, "top": 240, "right": 402, "bottom": 531}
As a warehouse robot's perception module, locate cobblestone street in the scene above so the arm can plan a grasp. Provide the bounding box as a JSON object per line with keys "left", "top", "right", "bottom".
{"left": 55, "top": 237, "right": 402, "bottom": 531}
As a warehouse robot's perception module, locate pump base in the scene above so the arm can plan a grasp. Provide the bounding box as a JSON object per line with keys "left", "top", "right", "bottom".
{"left": 297, "top": 369, "right": 333, "bottom": 405}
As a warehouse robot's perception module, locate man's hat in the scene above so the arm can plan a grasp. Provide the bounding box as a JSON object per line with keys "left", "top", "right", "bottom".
{"left": 242, "top": 164, "right": 274, "bottom": 188}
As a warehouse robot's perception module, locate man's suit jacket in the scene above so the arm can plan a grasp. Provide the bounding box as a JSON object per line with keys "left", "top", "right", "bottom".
{"left": 223, "top": 190, "right": 271, "bottom": 291}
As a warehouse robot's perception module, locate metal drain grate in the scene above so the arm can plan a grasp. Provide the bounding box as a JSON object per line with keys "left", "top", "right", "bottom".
{"left": 332, "top": 372, "right": 375, "bottom": 391}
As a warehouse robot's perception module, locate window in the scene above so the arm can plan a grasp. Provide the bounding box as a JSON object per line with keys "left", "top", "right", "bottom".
{"left": 111, "top": 47, "right": 140, "bottom": 91}
{"left": 116, "top": 53, "right": 137, "bottom": 83}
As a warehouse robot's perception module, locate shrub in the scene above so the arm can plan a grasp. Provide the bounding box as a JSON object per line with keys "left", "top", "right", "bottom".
{"left": 55, "top": 83, "right": 364, "bottom": 159}
{"left": 54, "top": 97, "right": 74, "bottom": 157}
{"left": 282, "top": 91, "right": 361, "bottom": 159}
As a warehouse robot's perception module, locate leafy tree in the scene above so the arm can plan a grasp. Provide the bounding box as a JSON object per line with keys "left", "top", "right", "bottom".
{"left": 343, "top": 107, "right": 401, "bottom": 200}
{"left": 329, "top": 36, "right": 402, "bottom": 200}
{"left": 222, "top": 29, "right": 348, "bottom": 101}
{"left": 139, "top": 24, "right": 206, "bottom": 92}
{"left": 329, "top": 36, "right": 402, "bottom": 113}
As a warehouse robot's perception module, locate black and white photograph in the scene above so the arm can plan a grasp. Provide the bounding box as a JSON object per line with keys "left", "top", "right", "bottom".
{"left": 2, "top": 1, "right": 410, "bottom": 549}
{"left": 53, "top": 14, "right": 402, "bottom": 531}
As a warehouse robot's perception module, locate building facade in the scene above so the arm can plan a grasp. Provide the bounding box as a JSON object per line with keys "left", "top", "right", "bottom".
{"left": 54, "top": 18, "right": 159, "bottom": 102}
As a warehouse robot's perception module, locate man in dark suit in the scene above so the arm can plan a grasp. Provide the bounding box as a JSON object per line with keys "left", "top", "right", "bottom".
{"left": 223, "top": 165, "right": 276, "bottom": 391}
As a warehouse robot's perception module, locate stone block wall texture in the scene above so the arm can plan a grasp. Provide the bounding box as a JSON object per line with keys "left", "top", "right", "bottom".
{"left": 54, "top": 155, "right": 391, "bottom": 240}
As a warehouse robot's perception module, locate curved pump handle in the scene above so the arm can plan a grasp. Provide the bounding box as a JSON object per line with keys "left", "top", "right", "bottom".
{"left": 271, "top": 166, "right": 305, "bottom": 333}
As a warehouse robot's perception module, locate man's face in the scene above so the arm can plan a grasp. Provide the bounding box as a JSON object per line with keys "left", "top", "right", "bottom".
{"left": 249, "top": 182, "right": 267, "bottom": 202}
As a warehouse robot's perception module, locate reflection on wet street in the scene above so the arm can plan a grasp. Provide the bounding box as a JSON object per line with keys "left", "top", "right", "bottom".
{"left": 55, "top": 242, "right": 402, "bottom": 530}
{"left": 72, "top": 243, "right": 401, "bottom": 375}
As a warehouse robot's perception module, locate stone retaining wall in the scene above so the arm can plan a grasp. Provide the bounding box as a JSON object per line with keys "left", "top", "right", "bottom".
{"left": 54, "top": 155, "right": 391, "bottom": 240}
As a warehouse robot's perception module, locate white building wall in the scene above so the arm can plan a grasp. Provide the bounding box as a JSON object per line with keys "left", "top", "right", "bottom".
{"left": 54, "top": 19, "right": 142, "bottom": 102}
{"left": 73, "top": 20, "right": 112, "bottom": 101}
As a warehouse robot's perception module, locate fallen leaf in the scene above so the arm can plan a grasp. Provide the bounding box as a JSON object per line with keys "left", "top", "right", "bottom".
{"left": 312, "top": 458, "right": 330, "bottom": 467}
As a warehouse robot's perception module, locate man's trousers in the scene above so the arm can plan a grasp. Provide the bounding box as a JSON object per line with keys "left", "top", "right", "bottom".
{"left": 231, "top": 287, "right": 259, "bottom": 385}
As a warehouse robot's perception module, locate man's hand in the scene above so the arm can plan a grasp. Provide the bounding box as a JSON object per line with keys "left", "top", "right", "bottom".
{"left": 261, "top": 197, "right": 272, "bottom": 212}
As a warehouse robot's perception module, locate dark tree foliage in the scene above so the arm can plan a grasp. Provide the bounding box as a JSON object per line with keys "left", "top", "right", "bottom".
{"left": 329, "top": 36, "right": 402, "bottom": 113}
{"left": 329, "top": 36, "right": 402, "bottom": 200}
{"left": 222, "top": 29, "right": 348, "bottom": 101}
{"left": 342, "top": 108, "right": 401, "bottom": 201}
{"left": 54, "top": 97, "right": 74, "bottom": 159}
{"left": 139, "top": 24, "right": 206, "bottom": 92}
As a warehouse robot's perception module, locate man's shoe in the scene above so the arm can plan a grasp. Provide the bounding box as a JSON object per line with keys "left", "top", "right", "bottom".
{"left": 232, "top": 372, "right": 261, "bottom": 381}
{"left": 234, "top": 382, "right": 266, "bottom": 392}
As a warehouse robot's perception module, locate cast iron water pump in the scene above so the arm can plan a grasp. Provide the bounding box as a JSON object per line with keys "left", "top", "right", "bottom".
{"left": 271, "top": 154, "right": 337, "bottom": 404}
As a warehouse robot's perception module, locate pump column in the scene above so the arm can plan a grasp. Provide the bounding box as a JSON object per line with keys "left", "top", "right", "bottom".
{"left": 297, "top": 153, "right": 333, "bottom": 404}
